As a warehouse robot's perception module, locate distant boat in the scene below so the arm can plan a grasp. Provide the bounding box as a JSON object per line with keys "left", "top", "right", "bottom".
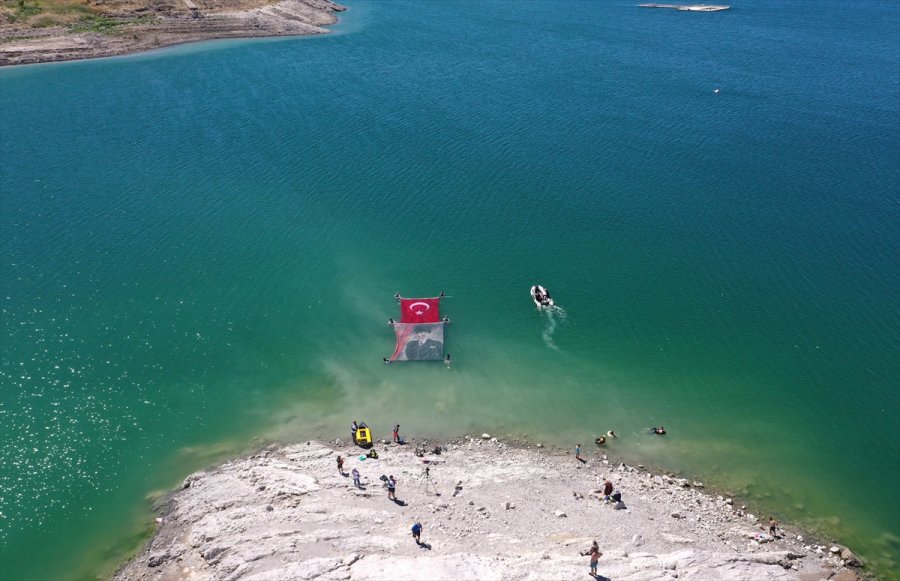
{"left": 530, "top": 285, "right": 554, "bottom": 309}
{"left": 639, "top": 3, "right": 731, "bottom": 12}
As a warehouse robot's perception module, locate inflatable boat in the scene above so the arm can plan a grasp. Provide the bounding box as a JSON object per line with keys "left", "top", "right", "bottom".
{"left": 530, "top": 285, "right": 554, "bottom": 309}
{"left": 355, "top": 426, "right": 373, "bottom": 448}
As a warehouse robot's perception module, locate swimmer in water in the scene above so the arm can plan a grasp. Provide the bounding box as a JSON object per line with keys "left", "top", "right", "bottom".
{"left": 607, "top": 430, "right": 618, "bottom": 438}
{"left": 650, "top": 426, "right": 666, "bottom": 435}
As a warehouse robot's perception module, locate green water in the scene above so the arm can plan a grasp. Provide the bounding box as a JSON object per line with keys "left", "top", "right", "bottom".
{"left": 1, "top": 0, "right": 898, "bottom": 579}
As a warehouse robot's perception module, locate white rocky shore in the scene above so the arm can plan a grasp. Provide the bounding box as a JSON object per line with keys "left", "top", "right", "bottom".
{"left": 113, "top": 436, "right": 865, "bottom": 581}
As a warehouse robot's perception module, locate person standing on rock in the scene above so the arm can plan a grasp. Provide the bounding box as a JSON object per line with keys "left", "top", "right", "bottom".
{"left": 351, "top": 467, "right": 361, "bottom": 488}
{"left": 575, "top": 443, "right": 582, "bottom": 461}
{"left": 351, "top": 420, "right": 358, "bottom": 443}
{"left": 602, "top": 478, "right": 613, "bottom": 502}
{"left": 769, "top": 517, "right": 778, "bottom": 537}
{"left": 387, "top": 475, "right": 397, "bottom": 500}
{"left": 581, "top": 541, "right": 601, "bottom": 576}
{"left": 589, "top": 541, "right": 601, "bottom": 576}
{"left": 393, "top": 425, "right": 400, "bottom": 444}
{"left": 336, "top": 455, "right": 344, "bottom": 476}
{"left": 412, "top": 520, "right": 422, "bottom": 545}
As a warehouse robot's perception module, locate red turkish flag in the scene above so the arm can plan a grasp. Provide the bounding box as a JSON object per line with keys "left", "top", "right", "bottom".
{"left": 399, "top": 298, "right": 441, "bottom": 323}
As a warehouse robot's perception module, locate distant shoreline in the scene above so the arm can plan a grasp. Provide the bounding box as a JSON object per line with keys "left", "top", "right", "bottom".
{"left": 0, "top": 0, "right": 345, "bottom": 67}
{"left": 112, "top": 435, "right": 868, "bottom": 581}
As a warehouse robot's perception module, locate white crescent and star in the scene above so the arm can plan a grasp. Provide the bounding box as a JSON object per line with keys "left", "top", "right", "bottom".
{"left": 408, "top": 301, "right": 431, "bottom": 316}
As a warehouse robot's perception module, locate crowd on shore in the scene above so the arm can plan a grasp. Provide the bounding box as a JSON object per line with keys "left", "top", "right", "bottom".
{"left": 113, "top": 423, "right": 866, "bottom": 581}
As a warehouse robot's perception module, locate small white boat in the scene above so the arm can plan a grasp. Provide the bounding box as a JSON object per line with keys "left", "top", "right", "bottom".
{"left": 530, "top": 285, "right": 553, "bottom": 309}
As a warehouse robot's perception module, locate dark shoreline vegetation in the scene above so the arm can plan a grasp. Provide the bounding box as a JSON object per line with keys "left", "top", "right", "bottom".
{"left": 3, "top": 0, "right": 101, "bottom": 27}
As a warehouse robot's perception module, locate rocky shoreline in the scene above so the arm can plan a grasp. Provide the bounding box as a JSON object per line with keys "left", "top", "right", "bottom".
{"left": 0, "top": 0, "right": 345, "bottom": 66}
{"left": 113, "top": 436, "right": 866, "bottom": 581}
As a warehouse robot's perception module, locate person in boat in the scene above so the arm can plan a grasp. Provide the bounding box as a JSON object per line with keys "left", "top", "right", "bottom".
{"left": 651, "top": 426, "right": 666, "bottom": 435}
{"left": 540, "top": 289, "right": 552, "bottom": 305}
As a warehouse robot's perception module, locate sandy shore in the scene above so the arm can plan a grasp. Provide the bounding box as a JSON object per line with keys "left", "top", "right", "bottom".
{"left": 112, "top": 436, "right": 866, "bottom": 581}
{"left": 0, "top": 0, "right": 345, "bottom": 66}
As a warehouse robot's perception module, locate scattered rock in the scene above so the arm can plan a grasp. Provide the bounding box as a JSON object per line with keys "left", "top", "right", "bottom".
{"left": 554, "top": 510, "right": 567, "bottom": 518}
{"left": 147, "top": 554, "right": 167, "bottom": 568}
{"left": 481, "top": 433, "right": 491, "bottom": 439}
{"left": 661, "top": 533, "right": 695, "bottom": 544}
{"left": 831, "top": 570, "right": 861, "bottom": 581}
{"left": 840, "top": 546, "right": 862, "bottom": 567}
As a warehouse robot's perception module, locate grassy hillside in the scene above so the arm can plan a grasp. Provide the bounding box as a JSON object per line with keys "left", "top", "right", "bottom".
{"left": 0, "top": 0, "right": 274, "bottom": 30}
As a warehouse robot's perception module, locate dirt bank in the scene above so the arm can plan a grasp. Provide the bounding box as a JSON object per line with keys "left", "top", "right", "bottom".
{"left": 0, "top": 0, "right": 345, "bottom": 66}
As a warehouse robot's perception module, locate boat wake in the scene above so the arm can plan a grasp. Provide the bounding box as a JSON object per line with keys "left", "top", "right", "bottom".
{"left": 541, "top": 305, "right": 566, "bottom": 351}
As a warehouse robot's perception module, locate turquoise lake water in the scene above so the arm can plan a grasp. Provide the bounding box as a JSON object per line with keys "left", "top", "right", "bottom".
{"left": 1, "top": 0, "right": 899, "bottom": 578}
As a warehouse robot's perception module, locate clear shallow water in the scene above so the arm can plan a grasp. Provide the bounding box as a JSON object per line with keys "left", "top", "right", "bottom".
{"left": 1, "top": 0, "right": 899, "bottom": 578}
